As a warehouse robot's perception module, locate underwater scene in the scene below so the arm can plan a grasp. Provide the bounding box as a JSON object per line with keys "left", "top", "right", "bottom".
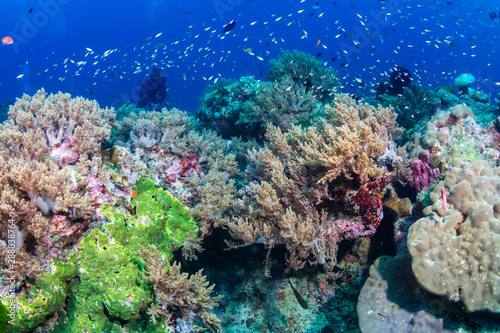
{"left": 1, "top": 0, "right": 500, "bottom": 332}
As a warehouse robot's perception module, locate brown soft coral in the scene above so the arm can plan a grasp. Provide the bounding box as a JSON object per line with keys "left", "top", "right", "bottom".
{"left": 7, "top": 88, "right": 115, "bottom": 158}
{"left": 139, "top": 244, "right": 223, "bottom": 332}
{"left": 0, "top": 155, "right": 92, "bottom": 243}
{"left": 223, "top": 94, "right": 400, "bottom": 278}
{"left": 0, "top": 89, "right": 113, "bottom": 244}
{"left": 293, "top": 94, "right": 400, "bottom": 183}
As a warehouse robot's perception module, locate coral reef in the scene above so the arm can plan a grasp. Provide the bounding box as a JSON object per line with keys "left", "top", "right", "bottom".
{"left": 223, "top": 94, "right": 402, "bottom": 278}
{"left": 0, "top": 89, "right": 115, "bottom": 244}
{"left": 114, "top": 108, "right": 239, "bottom": 236}
{"left": 0, "top": 90, "right": 227, "bottom": 333}
{"left": 3, "top": 55, "right": 500, "bottom": 332}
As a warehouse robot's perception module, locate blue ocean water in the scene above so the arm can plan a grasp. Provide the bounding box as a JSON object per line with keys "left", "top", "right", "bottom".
{"left": 1, "top": 0, "right": 499, "bottom": 113}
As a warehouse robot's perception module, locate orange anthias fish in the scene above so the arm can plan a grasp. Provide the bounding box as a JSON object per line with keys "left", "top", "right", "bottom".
{"left": 244, "top": 47, "right": 252, "bottom": 52}
{"left": 316, "top": 39, "right": 321, "bottom": 47}
{"left": 131, "top": 190, "right": 138, "bottom": 199}
{"left": 2, "top": 36, "right": 14, "bottom": 45}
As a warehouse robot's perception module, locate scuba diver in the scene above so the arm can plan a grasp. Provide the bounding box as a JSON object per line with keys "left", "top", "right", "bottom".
{"left": 375, "top": 66, "right": 412, "bottom": 97}
{"left": 137, "top": 67, "right": 167, "bottom": 110}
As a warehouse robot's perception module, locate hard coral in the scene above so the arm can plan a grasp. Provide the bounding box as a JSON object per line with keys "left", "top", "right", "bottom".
{"left": 408, "top": 159, "right": 500, "bottom": 313}
{"left": 358, "top": 256, "right": 456, "bottom": 333}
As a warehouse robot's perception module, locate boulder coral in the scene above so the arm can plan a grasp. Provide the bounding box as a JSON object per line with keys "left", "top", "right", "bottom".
{"left": 407, "top": 159, "right": 500, "bottom": 313}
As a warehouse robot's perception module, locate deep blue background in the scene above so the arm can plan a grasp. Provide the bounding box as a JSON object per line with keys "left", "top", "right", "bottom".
{"left": 1, "top": 0, "right": 499, "bottom": 114}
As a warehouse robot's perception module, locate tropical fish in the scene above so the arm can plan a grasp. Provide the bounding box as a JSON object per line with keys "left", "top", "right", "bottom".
{"left": 28, "top": 7, "right": 33, "bottom": 13}
{"left": 131, "top": 190, "right": 138, "bottom": 199}
{"left": 2, "top": 36, "right": 13, "bottom": 45}
{"left": 316, "top": 39, "right": 321, "bottom": 47}
{"left": 222, "top": 20, "right": 237, "bottom": 33}
{"left": 288, "top": 280, "right": 308, "bottom": 309}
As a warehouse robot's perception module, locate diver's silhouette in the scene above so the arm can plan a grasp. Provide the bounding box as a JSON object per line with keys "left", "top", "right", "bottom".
{"left": 375, "top": 66, "right": 412, "bottom": 97}
{"left": 137, "top": 67, "right": 167, "bottom": 110}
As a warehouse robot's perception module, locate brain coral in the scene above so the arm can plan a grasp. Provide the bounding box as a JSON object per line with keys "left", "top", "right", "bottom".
{"left": 407, "top": 159, "right": 500, "bottom": 313}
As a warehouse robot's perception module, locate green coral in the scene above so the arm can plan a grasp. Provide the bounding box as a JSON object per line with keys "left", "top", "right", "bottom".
{"left": 56, "top": 229, "right": 149, "bottom": 332}
{"left": 1, "top": 256, "right": 77, "bottom": 333}
{"left": 101, "top": 178, "right": 198, "bottom": 260}
{"left": 55, "top": 178, "right": 198, "bottom": 331}
{"left": 0, "top": 301, "right": 7, "bottom": 332}
{"left": 2, "top": 178, "right": 200, "bottom": 332}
